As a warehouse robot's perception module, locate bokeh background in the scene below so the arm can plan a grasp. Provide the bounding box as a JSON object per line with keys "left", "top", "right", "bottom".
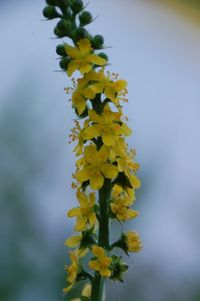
{"left": 1, "top": 0, "right": 200, "bottom": 300}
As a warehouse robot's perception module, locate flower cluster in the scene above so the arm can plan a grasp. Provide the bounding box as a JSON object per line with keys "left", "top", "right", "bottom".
{"left": 43, "top": 0, "right": 142, "bottom": 300}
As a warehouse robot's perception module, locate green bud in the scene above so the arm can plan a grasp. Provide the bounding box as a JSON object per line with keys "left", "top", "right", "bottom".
{"left": 57, "top": 19, "right": 71, "bottom": 34}
{"left": 75, "top": 27, "right": 88, "bottom": 40}
{"left": 59, "top": 57, "right": 70, "bottom": 69}
{"left": 80, "top": 230, "right": 97, "bottom": 249}
{"left": 98, "top": 52, "right": 108, "bottom": 62}
{"left": 91, "top": 35, "right": 104, "bottom": 49}
{"left": 71, "top": 0, "right": 84, "bottom": 14}
{"left": 56, "top": 44, "right": 66, "bottom": 56}
{"left": 54, "top": 26, "right": 65, "bottom": 37}
{"left": 46, "top": 0, "right": 57, "bottom": 5}
{"left": 43, "top": 5, "right": 60, "bottom": 19}
{"left": 110, "top": 256, "right": 128, "bottom": 282}
{"left": 79, "top": 11, "right": 93, "bottom": 26}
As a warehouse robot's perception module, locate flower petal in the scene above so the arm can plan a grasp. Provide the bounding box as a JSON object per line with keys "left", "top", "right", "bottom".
{"left": 92, "top": 245, "right": 105, "bottom": 258}
{"left": 78, "top": 39, "right": 91, "bottom": 55}
{"left": 79, "top": 62, "right": 92, "bottom": 74}
{"left": 101, "top": 163, "right": 118, "bottom": 179}
{"left": 75, "top": 168, "right": 90, "bottom": 183}
{"left": 65, "top": 44, "right": 79, "bottom": 59}
{"left": 100, "top": 267, "right": 111, "bottom": 277}
{"left": 74, "top": 216, "right": 87, "bottom": 231}
{"left": 67, "top": 60, "right": 79, "bottom": 77}
{"left": 87, "top": 54, "right": 107, "bottom": 66}
{"left": 89, "top": 260, "right": 101, "bottom": 271}
{"left": 90, "top": 172, "right": 104, "bottom": 190}
{"left": 65, "top": 235, "right": 81, "bottom": 247}
{"left": 67, "top": 207, "right": 81, "bottom": 217}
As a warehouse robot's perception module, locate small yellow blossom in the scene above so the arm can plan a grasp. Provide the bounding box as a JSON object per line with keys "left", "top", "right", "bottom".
{"left": 111, "top": 196, "right": 138, "bottom": 221}
{"left": 75, "top": 144, "right": 118, "bottom": 190}
{"left": 83, "top": 107, "right": 131, "bottom": 146}
{"left": 63, "top": 249, "right": 83, "bottom": 293}
{"left": 125, "top": 231, "right": 142, "bottom": 252}
{"left": 89, "top": 246, "right": 112, "bottom": 277}
{"left": 67, "top": 190, "right": 97, "bottom": 231}
{"left": 111, "top": 138, "right": 141, "bottom": 189}
{"left": 69, "top": 120, "right": 90, "bottom": 156}
{"left": 71, "top": 284, "right": 91, "bottom": 301}
{"left": 65, "top": 39, "right": 106, "bottom": 77}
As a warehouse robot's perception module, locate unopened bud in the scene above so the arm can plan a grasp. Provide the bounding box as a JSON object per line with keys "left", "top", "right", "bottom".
{"left": 56, "top": 44, "right": 66, "bottom": 56}
{"left": 91, "top": 35, "right": 104, "bottom": 49}
{"left": 98, "top": 52, "right": 108, "bottom": 62}
{"left": 71, "top": 0, "right": 84, "bottom": 14}
{"left": 43, "top": 5, "right": 60, "bottom": 19}
{"left": 79, "top": 11, "right": 93, "bottom": 26}
{"left": 59, "top": 57, "right": 70, "bottom": 70}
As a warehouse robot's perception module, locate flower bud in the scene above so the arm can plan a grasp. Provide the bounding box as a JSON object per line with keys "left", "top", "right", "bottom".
{"left": 71, "top": 0, "right": 84, "bottom": 14}
{"left": 56, "top": 44, "right": 66, "bottom": 56}
{"left": 59, "top": 57, "right": 70, "bottom": 70}
{"left": 43, "top": 5, "right": 60, "bottom": 19}
{"left": 75, "top": 27, "right": 88, "bottom": 40}
{"left": 110, "top": 255, "right": 128, "bottom": 282}
{"left": 112, "top": 231, "right": 142, "bottom": 254}
{"left": 54, "top": 26, "right": 65, "bottom": 38}
{"left": 79, "top": 11, "right": 93, "bottom": 26}
{"left": 91, "top": 35, "right": 104, "bottom": 49}
{"left": 57, "top": 19, "right": 71, "bottom": 34}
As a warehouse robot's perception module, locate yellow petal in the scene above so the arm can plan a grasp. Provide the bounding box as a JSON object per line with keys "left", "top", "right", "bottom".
{"left": 101, "top": 163, "right": 118, "bottom": 179}
{"left": 83, "top": 125, "right": 101, "bottom": 140}
{"left": 87, "top": 54, "right": 106, "bottom": 66}
{"left": 72, "top": 92, "right": 86, "bottom": 115}
{"left": 97, "top": 145, "right": 109, "bottom": 161}
{"left": 100, "top": 267, "right": 111, "bottom": 277}
{"left": 65, "top": 235, "right": 81, "bottom": 247}
{"left": 126, "top": 209, "right": 139, "bottom": 220}
{"left": 75, "top": 168, "right": 90, "bottom": 183}
{"left": 89, "top": 260, "right": 101, "bottom": 271}
{"left": 63, "top": 283, "right": 74, "bottom": 293}
{"left": 78, "top": 39, "right": 91, "bottom": 55}
{"left": 64, "top": 44, "right": 79, "bottom": 59}
{"left": 89, "top": 192, "right": 96, "bottom": 207}
{"left": 67, "top": 207, "right": 81, "bottom": 217}
{"left": 120, "top": 123, "right": 132, "bottom": 136}
{"left": 102, "top": 132, "right": 116, "bottom": 146}
{"left": 79, "top": 62, "right": 92, "bottom": 74}
{"left": 77, "top": 190, "right": 88, "bottom": 208}
{"left": 104, "top": 86, "right": 115, "bottom": 101}
{"left": 89, "top": 213, "right": 96, "bottom": 226}
{"left": 74, "top": 216, "right": 87, "bottom": 231}
{"left": 89, "top": 82, "right": 104, "bottom": 94}
{"left": 90, "top": 172, "right": 104, "bottom": 190}
{"left": 82, "top": 284, "right": 92, "bottom": 297}
{"left": 129, "top": 174, "right": 141, "bottom": 189}
{"left": 92, "top": 245, "right": 105, "bottom": 258}
{"left": 67, "top": 60, "right": 79, "bottom": 77}
{"left": 112, "top": 79, "right": 127, "bottom": 92}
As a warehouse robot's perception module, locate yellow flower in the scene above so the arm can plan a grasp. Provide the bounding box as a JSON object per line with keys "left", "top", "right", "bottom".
{"left": 75, "top": 144, "right": 118, "bottom": 190}
{"left": 63, "top": 249, "right": 85, "bottom": 293}
{"left": 65, "top": 39, "right": 106, "bottom": 77}
{"left": 65, "top": 234, "right": 82, "bottom": 248}
{"left": 111, "top": 196, "right": 138, "bottom": 221}
{"left": 71, "top": 76, "right": 96, "bottom": 115}
{"left": 111, "top": 138, "right": 141, "bottom": 189}
{"left": 83, "top": 107, "right": 131, "bottom": 146}
{"left": 71, "top": 284, "right": 91, "bottom": 301}
{"left": 67, "top": 190, "right": 97, "bottom": 231}
{"left": 69, "top": 120, "right": 90, "bottom": 156}
{"left": 89, "top": 246, "right": 112, "bottom": 277}
{"left": 125, "top": 231, "right": 142, "bottom": 252}
{"left": 87, "top": 69, "right": 127, "bottom": 106}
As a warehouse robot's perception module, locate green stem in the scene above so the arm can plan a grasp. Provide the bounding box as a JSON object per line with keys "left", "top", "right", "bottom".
{"left": 91, "top": 179, "right": 112, "bottom": 301}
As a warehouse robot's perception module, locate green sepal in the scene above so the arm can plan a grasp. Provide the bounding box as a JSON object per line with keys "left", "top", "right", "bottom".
{"left": 79, "top": 11, "right": 93, "bottom": 26}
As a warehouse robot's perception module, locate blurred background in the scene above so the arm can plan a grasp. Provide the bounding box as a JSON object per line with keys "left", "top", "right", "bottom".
{"left": 1, "top": 0, "right": 200, "bottom": 300}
